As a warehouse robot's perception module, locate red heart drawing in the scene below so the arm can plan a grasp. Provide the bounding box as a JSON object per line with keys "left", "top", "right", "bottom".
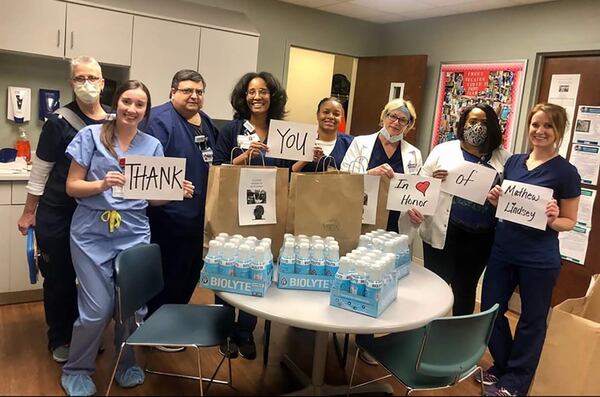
{"left": 415, "top": 181, "right": 430, "bottom": 196}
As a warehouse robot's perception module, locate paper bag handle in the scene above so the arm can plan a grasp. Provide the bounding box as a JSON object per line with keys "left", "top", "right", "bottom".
{"left": 230, "top": 146, "right": 266, "bottom": 167}
{"left": 347, "top": 155, "right": 369, "bottom": 174}
{"left": 315, "top": 155, "right": 339, "bottom": 173}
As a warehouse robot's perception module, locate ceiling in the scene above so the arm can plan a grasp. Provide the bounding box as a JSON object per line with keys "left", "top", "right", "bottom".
{"left": 278, "top": 0, "right": 555, "bottom": 24}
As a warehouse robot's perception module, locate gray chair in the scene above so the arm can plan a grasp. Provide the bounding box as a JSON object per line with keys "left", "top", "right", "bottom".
{"left": 106, "top": 243, "right": 235, "bottom": 396}
{"left": 348, "top": 303, "right": 499, "bottom": 396}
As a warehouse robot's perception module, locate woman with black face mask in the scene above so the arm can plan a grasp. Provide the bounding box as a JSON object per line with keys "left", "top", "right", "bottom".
{"left": 417, "top": 103, "right": 510, "bottom": 316}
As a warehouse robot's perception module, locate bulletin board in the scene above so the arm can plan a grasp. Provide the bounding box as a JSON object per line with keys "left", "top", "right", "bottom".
{"left": 431, "top": 61, "right": 527, "bottom": 151}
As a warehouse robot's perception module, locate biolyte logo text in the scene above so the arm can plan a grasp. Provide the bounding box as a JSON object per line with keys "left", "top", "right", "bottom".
{"left": 288, "top": 277, "right": 331, "bottom": 289}
{"left": 208, "top": 276, "right": 253, "bottom": 292}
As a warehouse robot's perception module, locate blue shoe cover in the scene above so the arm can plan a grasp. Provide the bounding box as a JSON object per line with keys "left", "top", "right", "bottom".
{"left": 61, "top": 373, "right": 96, "bottom": 396}
{"left": 115, "top": 365, "right": 145, "bottom": 388}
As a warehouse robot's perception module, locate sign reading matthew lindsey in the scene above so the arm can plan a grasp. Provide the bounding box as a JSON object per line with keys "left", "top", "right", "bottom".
{"left": 496, "top": 180, "right": 553, "bottom": 231}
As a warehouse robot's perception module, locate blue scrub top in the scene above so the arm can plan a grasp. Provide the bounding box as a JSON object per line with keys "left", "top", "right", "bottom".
{"left": 66, "top": 123, "right": 164, "bottom": 211}
{"left": 144, "top": 102, "right": 218, "bottom": 229}
{"left": 368, "top": 137, "right": 404, "bottom": 233}
{"left": 492, "top": 154, "right": 581, "bottom": 268}
{"left": 213, "top": 119, "right": 292, "bottom": 168}
{"left": 299, "top": 133, "right": 353, "bottom": 172}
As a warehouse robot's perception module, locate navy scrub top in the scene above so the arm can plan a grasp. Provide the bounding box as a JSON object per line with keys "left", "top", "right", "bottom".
{"left": 299, "top": 133, "right": 353, "bottom": 172}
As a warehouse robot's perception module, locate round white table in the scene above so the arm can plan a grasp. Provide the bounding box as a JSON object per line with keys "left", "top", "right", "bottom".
{"left": 217, "top": 264, "right": 453, "bottom": 395}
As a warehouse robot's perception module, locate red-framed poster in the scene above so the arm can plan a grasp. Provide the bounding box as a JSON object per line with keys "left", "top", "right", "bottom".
{"left": 431, "top": 61, "right": 527, "bottom": 150}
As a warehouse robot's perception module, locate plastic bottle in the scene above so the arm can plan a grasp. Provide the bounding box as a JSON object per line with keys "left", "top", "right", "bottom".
{"left": 349, "top": 261, "right": 367, "bottom": 297}
{"left": 335, "top": 257, "right": 352, "bottom": 293}
{"left": 259, "top": 240, "right": 273, "bottom": 273}
{"left": 365, "top": 263, "right": 384, "bottom": 301}
{"left": 310, "top": 243, "right": 326, "bottom": 276}
{"left": 295, "top": 242, "right": 311, "bottom": 275}
{"left": 217, "top": 232, "right": 230, "bottom": 240}
{"left": 15, "top": 128, "right": 31, "bottom": 163}
{"left": 234, "top": 244, "right": 251, "bottom": 278}
{"left": 372, "top": 237, "right": 384, "bottom": 251}
{"left": 220, "top": 242, "right": 236, "bottom": 276}
{"left": 215, "top": 236, "right": 228, "bottom": 246}
{"left": 358, "top": 235, "right": 372, "bottom": 249}
{"left": 279, "top": 241, "right": 296, "bottom": 274}
{"left": 397, "top": 235, "right": 411, "bottom": 266}
{"left": 325, "top": 244, "right": 340, "bottom": 277}
{"left": 251, "top": 245, "right": 268, "bottom": 282}
{"left": 204, "top": 240, "right": 222, "bottom": 274}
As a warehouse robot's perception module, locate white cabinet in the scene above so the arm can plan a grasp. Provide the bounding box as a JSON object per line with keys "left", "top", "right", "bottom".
{"left": 130, "top": 16, "right": 200, "bottom": 105}
{"left": 65, "top": 3, "right": 133, "bottom": 66}
{"left": 198, "top": 28, "right": 259, "bottom": 120}
{"left": 0, "top": 0, "right": 66, "bottom": 58}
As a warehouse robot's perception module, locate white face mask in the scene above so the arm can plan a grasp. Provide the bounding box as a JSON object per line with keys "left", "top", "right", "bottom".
{"left": 379, "top": 126, "right": 403, "bottom": 143}
{"left": 74, "top": 81, "right": 101, "bottom": 104}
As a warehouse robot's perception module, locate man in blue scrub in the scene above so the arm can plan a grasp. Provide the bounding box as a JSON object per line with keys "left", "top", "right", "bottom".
{"left": 145, "top": 70, "right": 219, "bottom": 348}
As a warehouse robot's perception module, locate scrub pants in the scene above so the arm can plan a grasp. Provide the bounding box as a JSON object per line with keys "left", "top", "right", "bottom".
{"left": 481, "top": 256, "right": 560, "bottom": 395}
{"left": 214, "top": 296, "right": 257, "bottom": 341}
{"left": 62, "top": 206, "right": 149, "bottom": 376}
{"left": 423, "top": 222, "right": 495, "bottom": 316}
{"left": 35, "top": 202, "right": 78, "bottom": 350}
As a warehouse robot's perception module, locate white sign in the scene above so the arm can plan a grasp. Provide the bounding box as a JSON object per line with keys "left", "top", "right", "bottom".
{"left": 266, "top": 119, "right": 317, "bottom": 162}
{"left": 386, "top": 173, "right": 441, "bottom": 216}
{"left": 238, "top": 168, "right": 277, "bottom": 226}
{"left": 548, "top": 74, "right": 580, "bottom": 157}
{"left": 570, "top": 143, "right": 600, "bottom": 185}
{"left": 577, "top": 188, "right": 596, "bottom": 227}
{"left": 574, "top": 105, "right": 600, "bottom": 146}
{"left": 122, "top": 156, "right": 186, "bottom": 200}
{"left": 362, "top": 175, "right": 380, "bottom": 225}
{"left": 559, "top": 225, "right": 590, "bottom": 265}
{"left": 441, "top": 161, "right": 498, "bottom": 205}
{"left": 496, "top": 180, "right": 553, "bottom": 231}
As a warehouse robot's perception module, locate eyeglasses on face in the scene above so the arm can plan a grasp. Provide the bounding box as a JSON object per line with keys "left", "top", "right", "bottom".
{"left": 246, "top": 89, "right": 270, "bottom": 97}
{"left": 72, "top": 75, "right": 102, "bottom": 83}
{"left": 386, "top": 113, "right": 410, "bottom": 126}
{"left": 176, "top": 88, "right": 205, "bottom": 96}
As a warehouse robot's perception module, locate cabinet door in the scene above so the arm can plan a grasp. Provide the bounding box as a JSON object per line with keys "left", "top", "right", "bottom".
{"left": 198, "top": 28, "right": 259, "bottom": 120}
{"left": 65, "top": 4, "right": 133, "bottom": 66}
{"left": 0, "top": 206, "right": 10, "bottom": 293}
{"left": 0, "top": 0, "right": 66, "bottom": 58}
{"left": 130, "top": 16, "right": 200, "bottom": 105}
{"left": 9, "top": 205, "right": 42, "bottom": 292}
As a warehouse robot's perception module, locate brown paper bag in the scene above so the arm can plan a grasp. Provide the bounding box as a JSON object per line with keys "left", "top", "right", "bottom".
{"left": 361, "top": 176, "right": 390, "bottom": 234}
{"left": 530, "top": 274, "right": 600, "bottom": 395}
{"left": 286, "top": 172, "right": 363, "bottom": 255}
{"left": 204, "top": 165, "right": 289, "bottom": 257}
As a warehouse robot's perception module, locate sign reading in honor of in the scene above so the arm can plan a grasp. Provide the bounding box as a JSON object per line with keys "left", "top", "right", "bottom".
{"left": 266, "top": 120, "right": 317, "bottom": 162}
{"left": 386, "top": 174, "right": 441, "bottom": 215}
{"left": 496, "top": 180, "right": 553, "bottom": 231}
{"left": 442, "top": 162, "right": 498, "bottom": 205}
{"left": 122, "top": 155, "right": 187, "bottom": 201}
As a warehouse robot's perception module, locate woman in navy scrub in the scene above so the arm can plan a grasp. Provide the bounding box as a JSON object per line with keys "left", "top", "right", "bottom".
{"left": 481, "top": 103, "right": 580, "bottom": 396}
{"left": 292, "top": 97, "right": 353, "bottom": 172}
{"left": 213, "top": 71, "right": 289, "bottom": 360}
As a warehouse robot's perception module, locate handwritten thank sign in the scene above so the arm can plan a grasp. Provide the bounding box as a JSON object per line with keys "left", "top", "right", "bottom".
{"left": 496, "top": 180, "right": 553, "bottom": 231}
{"left": 122, "top": 155, "right": 187, "bottom": 201}
{"left": 266, "top": 120, "right": 317, "bottom": 162}
{"left": 386, "top": 173, "right": 441, "bottom": 215}
{"left": 441, "top": 162, "right": 498, "bottom": 205}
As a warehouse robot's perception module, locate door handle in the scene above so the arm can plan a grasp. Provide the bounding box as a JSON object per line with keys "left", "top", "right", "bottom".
{"left": 57, "top": 29, "right": 60, "bottom": 47}
{"left": 70, "top": 31, "right": 74, "bottom": 49}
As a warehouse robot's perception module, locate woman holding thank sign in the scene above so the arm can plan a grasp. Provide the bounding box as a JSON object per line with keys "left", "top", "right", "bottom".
{"left": 481, "top": 103, "right": 580, "bottom": 396}
{"left": 61, "top": 80, "right": 193, "bottom": 396}
{"left": 418, "top": 104, "right": 510, "bottom": 316}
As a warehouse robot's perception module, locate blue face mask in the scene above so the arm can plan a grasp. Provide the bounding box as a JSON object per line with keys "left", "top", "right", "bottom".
{"left": 379, "top": 126, "right": 403, "bottom": 143}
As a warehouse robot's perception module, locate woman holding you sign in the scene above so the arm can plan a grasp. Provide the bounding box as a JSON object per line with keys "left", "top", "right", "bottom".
{"left": 481, "top": 103, "right": 580, "bottom": 396}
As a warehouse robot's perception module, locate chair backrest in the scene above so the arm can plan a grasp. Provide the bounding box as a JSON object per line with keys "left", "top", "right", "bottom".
{"left": 114, "top": 243, "right": 164, "bottom": 324}
{"left": 415, "top": 303, "right": 499, "bottom": 378}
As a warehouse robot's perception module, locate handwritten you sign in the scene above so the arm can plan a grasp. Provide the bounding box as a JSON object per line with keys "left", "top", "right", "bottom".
{"left": 122, "top": 155, "right": 187, "bottom": 201}
{"left": 496, "top": 180, "right": 553, "bottom": 231}
{"left": 386, "top": 174, "right": 441, "bottom": 215}
{"left": 441, "top": 162, "right": 498, "bottom": 205}
{"left": 266, "top": 120, "right": 317, "bottom": 162}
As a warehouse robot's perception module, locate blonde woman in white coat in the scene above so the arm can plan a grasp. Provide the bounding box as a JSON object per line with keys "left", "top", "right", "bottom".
{"left": 419, "top": 104, "right": 510, "bottom": 316}
{"left": 341, "top": 98, "right": 424, "bottom": 237}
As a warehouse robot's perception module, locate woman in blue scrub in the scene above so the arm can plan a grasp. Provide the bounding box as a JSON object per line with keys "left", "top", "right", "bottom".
{"left": 341, "top": 98, "right": 424, "bottom": 235}
{"left": 481, "top": 103, "right": 580, "bottom": 396}
{"left": 213, "top": 71, "right": 289, "bottom": 360}
{"left": 60, "top": 80, "right": 193, "bottom": 396}
{"left": 292, "top": 97, "right": 353, "bottom": 172}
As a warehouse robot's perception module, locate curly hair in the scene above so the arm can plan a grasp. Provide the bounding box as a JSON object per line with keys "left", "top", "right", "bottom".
{"left": 230, "top": 72, "right": 287, "bottom": 121}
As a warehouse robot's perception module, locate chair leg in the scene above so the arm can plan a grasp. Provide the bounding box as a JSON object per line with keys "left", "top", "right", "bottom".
{"left": 196, "top": 347, "right": 204, "bottom": 397}
{"left": 405, "top": 387, "right": 412, "bottom": 396}
{"left": 342, "top": 333, "right": 349, "bottom": 367}
{"left": 478, "top": 367, "right": 485, "bottom": 396}
{"left": 263, "top": 320, "right": 271, "bottom": 367}
{"left": 347, "top": 348, "right": 361, "bottom": 396}
{"left": 106, "top": 342, "right": 125, "bottom": 396}
{"left": 228, "top": 339, "right": 233, "bottom": 387}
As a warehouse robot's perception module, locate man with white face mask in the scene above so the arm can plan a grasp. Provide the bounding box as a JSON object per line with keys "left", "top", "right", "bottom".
{"left": 17, "top": 55, "right": 108, "bottom": 363}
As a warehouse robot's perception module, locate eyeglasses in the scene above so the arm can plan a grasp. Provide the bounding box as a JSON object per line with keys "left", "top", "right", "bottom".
{"left": 246, "top": 89, "right": 270, "bottom": 97}
{"left": 176, "top": 88, "right": 205, "bottom": 96}
{"left": 386, "top": 113, "right": 410, "bottom": 126}
{"left": 72, "top": 75, "right": 102, "bottom": 83}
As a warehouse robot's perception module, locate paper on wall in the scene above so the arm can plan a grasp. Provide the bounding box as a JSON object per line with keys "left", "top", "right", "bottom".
{"left": 570, "top": 143, "right": 600, "bottom": 185}
{"left": 548, "top": 74, "right": 580, "bottom": 157}
{"left": 573, "top": 105, "right": 600, "bottom": 146}
{"left": 559, "top": 225, "right": 590, "bottom": 265}
{"left": 577, "top": 188, "right": 596, "bottom": 227}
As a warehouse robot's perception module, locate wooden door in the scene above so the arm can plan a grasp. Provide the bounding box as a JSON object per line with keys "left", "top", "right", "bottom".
{"left": 349, "top": 55, "right": 427, "bottom": 146}
{"left": 536, "top": 53, "right": 600, "bottom": 305}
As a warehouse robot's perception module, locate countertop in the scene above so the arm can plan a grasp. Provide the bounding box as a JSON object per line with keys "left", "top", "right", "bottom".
{"left": 0, "top": 159, "right": 30, "bottom": 181}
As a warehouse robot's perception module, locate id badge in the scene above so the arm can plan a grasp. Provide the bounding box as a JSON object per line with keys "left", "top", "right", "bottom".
{"left": 201, "top": 148, "right": 213, "bottom": 164}
{"left": 237, "top": 133, "right": 259, "bottom": 150}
